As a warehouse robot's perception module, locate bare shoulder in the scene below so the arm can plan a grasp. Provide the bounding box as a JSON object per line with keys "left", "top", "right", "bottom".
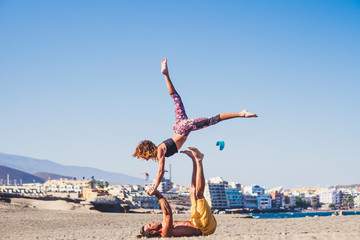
{"left": 158, "top": 142, "right": 166, "bottom": 150}
{"left": 157, "top": 143, "right": 166, "bottom": 157}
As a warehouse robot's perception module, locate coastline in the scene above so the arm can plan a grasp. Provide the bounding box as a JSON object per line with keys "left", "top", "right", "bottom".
{"left": 1, "top": 199, "right": 360, "bottom": 239}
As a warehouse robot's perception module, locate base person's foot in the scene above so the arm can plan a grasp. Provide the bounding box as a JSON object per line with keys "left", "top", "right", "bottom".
{"left": 180, "top": 150, "right": 196, "bottom": 161}
{"left": 188, "top": 147, "right": 204, "bottom": 162}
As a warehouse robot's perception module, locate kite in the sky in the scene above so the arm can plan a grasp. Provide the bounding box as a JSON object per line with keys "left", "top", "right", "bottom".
{"left": 141, "top": 172, "right": 149, "bottom": 181}
{"left": 216, "top": 141, "right": 225, "bottom": 151}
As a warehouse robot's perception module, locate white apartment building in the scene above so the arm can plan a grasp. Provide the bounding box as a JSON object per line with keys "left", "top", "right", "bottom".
{"left": 130, "top": 193, "right": 160, "bottom": 209}
{"left": 132, "top": 185, "right": 145, "bottom": 192}
{"left": 150, "top": 178, "right": 172, "bottom": 193}
{"left": 228, "top": 181, "right": 242, "bottom": 191}
{"left": 319, "top": 189, "right": 340, "bottom": 205}
{"left": 243, "top": 185, "right": 265, "bottom": 195}
{"left": 22, "top": 183, "right": 44, "bottom": 193}
{"left": 354, "top": 195, "right": 360, "bottom": 208}
{"left": 0, "top": 184, "right": 44, "bottom": 195}
{"left": 257, "top": 194, "right": 272, "bottom": 209}
{"left": 204, "top": 177, "right": 228, "bottom": 210}
{"left": 41, "top": 179, "right": 89, "bottom": 194}
{"left": 46, "top": 183, "right": 82, "bottom": 193}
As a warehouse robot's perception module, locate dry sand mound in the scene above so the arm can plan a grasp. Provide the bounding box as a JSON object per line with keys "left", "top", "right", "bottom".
{"left": 9, "top": 198, "right": 90, "bottom": 211}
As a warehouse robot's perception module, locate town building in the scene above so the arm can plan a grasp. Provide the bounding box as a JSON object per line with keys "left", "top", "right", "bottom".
{"left": 82, "top": 188, "right": 109, "bottom": 200}
{"left": 271, "top": 191, "right": 283, "bottom": 209}
{"left": 339, "top": 192, "right": 353, "bottom": 207}
{"left": 0, "top": 183, "right": 44, "bottom": 195}
{"left": 129, "top": 193, "right": 160, "bottom": 209}
{"left": 283, "top": 195, "right": 296, "bottom": 208}
{"left": 319, "top": 189, "right": 341, "bottom": 205}
{"left": 228, "top": 181, "right": 242, "bottom": 192}
{"left": 243, "top": 185, "right": 265, "bottom": 195}
{"left": 354, "top": 195, "right": 360, "bottom": 208}
{"left": 225, "top": 187, "right": 244, "bottom": 208}
{"left": 257, "top": 194, "right": 272, "bottom": 209}
{"left": 150, "top": 178, "right": 172, "bottom": 193}
{"left": 204, "top": 177, "right": 228, "bottom": 210}
{"left": 243, "top": 194, "right": 257, "bottom": 209}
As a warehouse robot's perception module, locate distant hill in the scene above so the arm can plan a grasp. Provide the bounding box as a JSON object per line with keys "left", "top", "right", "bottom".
{"left": 0, "top": 165, "right": 45, "bottom": 184}
{"left": 0, "top": 152, "right": 143, "bottom": 185}
{"left": 33, "top": 172, "right": 73, "bottom": 181}
{"left": 331, "top": 183, "right": 360, "bottom": 189}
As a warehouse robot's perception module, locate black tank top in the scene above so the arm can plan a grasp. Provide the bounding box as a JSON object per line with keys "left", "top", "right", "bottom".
{"left": 162, "top": 138, "right": 178, "bottom": 157}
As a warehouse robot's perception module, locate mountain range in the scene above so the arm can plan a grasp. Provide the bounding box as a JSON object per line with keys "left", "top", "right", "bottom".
{"left": 33, "top": 172, "right": 73, "bottom": 181}
{"left": 0, "top": 165, "right": 45, "bottom": 184}
{"left": 0, "top": 152, "right": 143, "bottom": 185}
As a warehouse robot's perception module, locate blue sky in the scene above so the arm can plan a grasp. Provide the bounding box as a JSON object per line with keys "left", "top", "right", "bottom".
{"left": 0, "top": 1, "right": 359, "bottom": 189}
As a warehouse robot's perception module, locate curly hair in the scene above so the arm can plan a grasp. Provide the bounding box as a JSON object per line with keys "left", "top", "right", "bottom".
{"left": 133, "top": 140, "right": 158, "bottom": 161}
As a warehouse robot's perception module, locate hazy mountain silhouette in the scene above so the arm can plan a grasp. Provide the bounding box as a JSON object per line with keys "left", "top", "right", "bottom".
{"left": 0, "top": 152, "right": 143, "bottom": 185}
{"left": 33, "top": 172, "right": 73, "bottom": 181}
{"left": 0, "top": 165, "right": 45, "bottom": 184}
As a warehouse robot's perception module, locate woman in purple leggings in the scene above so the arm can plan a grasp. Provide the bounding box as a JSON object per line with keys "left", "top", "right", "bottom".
{"left": 134, "top": 58, "right": 257, "bottom": 194}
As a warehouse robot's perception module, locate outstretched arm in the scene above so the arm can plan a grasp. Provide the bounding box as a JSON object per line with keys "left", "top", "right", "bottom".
{"left": 147, "top": 148, "right": 166, "bottom": 195}
{"left": 154, "top": 155, "right": 165, "bottom": 192}
{"left": 153, "top": 190, "right": 173, "bottom": 237}
{"left": 161, "top": 58, "right": 176, "bottom": 94}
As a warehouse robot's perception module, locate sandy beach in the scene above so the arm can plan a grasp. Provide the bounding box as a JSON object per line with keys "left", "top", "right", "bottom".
{"left": 1, "top": 199, "right": 360, "bottom": 240}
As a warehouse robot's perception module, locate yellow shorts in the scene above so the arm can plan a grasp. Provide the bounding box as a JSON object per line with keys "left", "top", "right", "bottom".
{"left": 190, "top": 198, "right": 217, "bottom": 236}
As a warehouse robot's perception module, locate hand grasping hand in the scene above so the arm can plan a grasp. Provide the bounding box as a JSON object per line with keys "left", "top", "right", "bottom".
{"left": 147, "top": 186, "right": 156, "bottom": 196}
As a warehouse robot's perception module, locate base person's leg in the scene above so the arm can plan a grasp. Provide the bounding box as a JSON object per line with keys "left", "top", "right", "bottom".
{"left": 188, "top": 147, "right": 205, "bottom": 199}
{"left": 181, "top": 150, "right": 197, "bottom": 200}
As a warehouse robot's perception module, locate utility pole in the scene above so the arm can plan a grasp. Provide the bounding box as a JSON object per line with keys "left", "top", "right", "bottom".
{"left": 169, "top": 164, "right": 172, "bottom": 182}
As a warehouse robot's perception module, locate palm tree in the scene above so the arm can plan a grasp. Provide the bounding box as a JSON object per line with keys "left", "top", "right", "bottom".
{"left": 88, "top": 179, "right": 96, "bottom": 188}
{"left": 343, "top": 199, "right": 354, "bottom": 209}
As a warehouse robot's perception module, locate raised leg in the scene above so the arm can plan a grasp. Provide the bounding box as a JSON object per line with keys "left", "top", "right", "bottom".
{"left": 188, "top": 147, "right": 205, "bottom": 200}
{"left": 161, "top": 58, "right": 176, "bottom": 94}
{"left": 220, "top": 110, "right": 258, "bottom": 119}
{"left": 189, "top": 110, "right": 258, "bottom": 133}
{"left": 181, "top": 150, "right": 197, "bottom": 200}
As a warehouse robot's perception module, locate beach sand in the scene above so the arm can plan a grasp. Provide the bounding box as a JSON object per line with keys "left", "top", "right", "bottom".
{"left": 1, "top": 199, "right": 360, "bottom": 240}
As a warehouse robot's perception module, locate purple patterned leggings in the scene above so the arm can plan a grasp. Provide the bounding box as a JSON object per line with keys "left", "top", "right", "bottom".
{"left": 171, "top": 91, "right": 221, "bottom": 136}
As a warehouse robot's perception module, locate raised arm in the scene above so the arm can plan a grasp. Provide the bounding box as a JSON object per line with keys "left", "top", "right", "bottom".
{"left": 147, "top": 146, "right": 166, "bottom": 195}
{"left": 153, "top": 190, "right": 173, "bottom": 237}
{"left": 153, "top": 154, "right": 165, "bottom": 192}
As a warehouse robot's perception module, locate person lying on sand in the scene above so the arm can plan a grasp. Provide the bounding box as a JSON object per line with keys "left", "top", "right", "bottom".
{"left": 137, "top": 147, "right": 216, "bottom": 238}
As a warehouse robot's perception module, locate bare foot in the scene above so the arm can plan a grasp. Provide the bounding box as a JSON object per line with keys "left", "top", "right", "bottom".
{"left": 188, "top": 147, "right": 204, "bottom": 162}
{"left": 161, "top": 58, "right": 168, "bottom": 75}
{"left": 180, "top": 150, "right": 195, "bottom": 161}
{"left": 239, "top": 109, "right": 258, "bottom": 118}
